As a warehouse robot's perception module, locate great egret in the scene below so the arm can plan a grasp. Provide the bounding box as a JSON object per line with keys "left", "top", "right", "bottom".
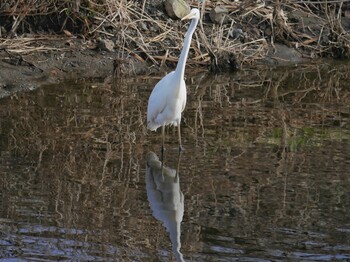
{"left": 147, "top": 8, "right": 200, "bottom": 153}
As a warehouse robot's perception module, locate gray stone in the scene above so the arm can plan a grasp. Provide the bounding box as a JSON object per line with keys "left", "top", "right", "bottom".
{"left": 263, "top": 44, "right": 308, "bottom": 66}
{"left": 229, "top": 28, "right": 244, "bottom": 39}
{"left": 345, "top": 10, "right": 350, "bottom": 19}
{"left": 164, "top": 0, "right": 190, "bottom": 19}
{"left": 0, "top": 26, "right": 7, "bottom": 37}
{"left": 97, "top": 39, "right": 115, "bottom": 52}
{"left": 140, "top": 22, "right": 148, "bottom": 31}
{"left": 209, "top": 6, "right": 229, "bottom": 24}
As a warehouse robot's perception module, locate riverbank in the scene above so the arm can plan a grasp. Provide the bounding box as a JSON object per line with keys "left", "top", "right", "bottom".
{"left": 1, "top": 0, "right": 349, "bottom": 98}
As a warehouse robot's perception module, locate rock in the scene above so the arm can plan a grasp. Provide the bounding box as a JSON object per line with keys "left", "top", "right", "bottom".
{"left": 229, "top": 28, "right": 244, "bottom": 39}
{"left": 263, "top": 44, "right": 308, "bottom": 66}
{"left": 164, "top": 0, "right": 190, "bottom": 19}
{"left": 149, "top": 25, "right": 158, "bottom": 32}
{"left": 209, "top": 51, "right": 239, "bottom": 72}
{"left": 0, "top": 26, "right": 6, "bottom": 37}
{"left": 140, "top": 22, "right": 148, "bottom": 31}
{"left": 345, "top": 10, "right": 350, "bottom": 19}
{"left": 210, "top": 6, "right": 229, "bottom": 24}
{"left": 97, "top": 39, "right": 115, "bottom": 52}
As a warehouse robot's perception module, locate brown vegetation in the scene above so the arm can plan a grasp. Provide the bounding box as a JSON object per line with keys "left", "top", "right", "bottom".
{"left": 0, "top": 0, "right": 350, "bottom": 71}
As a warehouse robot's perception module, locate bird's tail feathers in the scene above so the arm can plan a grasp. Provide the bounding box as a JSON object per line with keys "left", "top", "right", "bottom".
{"left": 147, "top": 121, "right": 160, "bottom": 131}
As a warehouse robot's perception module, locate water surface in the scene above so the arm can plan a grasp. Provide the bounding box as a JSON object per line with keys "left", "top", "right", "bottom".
{"left": 0, "top": 62, "right": 350, "bottom": 261}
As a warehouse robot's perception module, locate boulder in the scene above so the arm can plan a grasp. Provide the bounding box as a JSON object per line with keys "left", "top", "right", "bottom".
{"left": 164, "top": 0, "right": 190, "bottom": 19}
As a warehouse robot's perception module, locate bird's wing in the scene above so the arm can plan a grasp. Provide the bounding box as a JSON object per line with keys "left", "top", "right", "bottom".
{"left": 147, "top": 72, "right": 175, "bottom": 122}
{"left": 180, "top": 79, "right": 187, "bottom": 112}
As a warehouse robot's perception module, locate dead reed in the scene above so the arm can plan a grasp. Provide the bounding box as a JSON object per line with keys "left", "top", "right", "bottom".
{"left": 0, "top": 0, "right": 349, "bottom": 69}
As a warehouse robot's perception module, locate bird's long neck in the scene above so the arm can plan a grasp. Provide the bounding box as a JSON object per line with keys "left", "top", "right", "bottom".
{"left": 175, "top": 17, "right": 199, "bottom": 81}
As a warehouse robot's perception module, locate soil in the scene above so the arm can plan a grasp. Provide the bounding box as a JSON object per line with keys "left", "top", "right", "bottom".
{"left": 0, "top": 36, "right": 157, "bottom": 99}
{"left": 0, "top": 39, "right": 125, "bottom": 99}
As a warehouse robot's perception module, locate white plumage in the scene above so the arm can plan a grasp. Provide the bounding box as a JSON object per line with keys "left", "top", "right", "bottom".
{"left": 147, "top": 71, "right": 187, "bottom": 131}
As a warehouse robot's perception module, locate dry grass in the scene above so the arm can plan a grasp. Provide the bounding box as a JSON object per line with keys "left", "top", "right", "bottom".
{"left": 0, "top": 0, "right": 349, "bottom": 70}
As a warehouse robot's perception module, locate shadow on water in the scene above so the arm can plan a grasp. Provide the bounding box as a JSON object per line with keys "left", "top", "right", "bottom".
{"left": 0, "top": 61, "right": 350, "bottom": 261}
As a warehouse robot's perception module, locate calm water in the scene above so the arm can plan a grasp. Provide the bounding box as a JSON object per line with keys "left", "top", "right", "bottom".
{"left": 0, "top": 62, "right": 350, "bottom": 261}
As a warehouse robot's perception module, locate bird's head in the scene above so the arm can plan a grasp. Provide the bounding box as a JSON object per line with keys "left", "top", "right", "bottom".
{"left": 181, "top": 8, "right": 200, "bottom": 21}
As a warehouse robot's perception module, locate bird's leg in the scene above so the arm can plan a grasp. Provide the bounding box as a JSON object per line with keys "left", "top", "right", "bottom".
{"left": 178, "top": 123, "right": 184, "bottom": 152}
{"left": 161, "top": 125, "right": 165, "bottom": 161}
{"left": 175, "top": 150, "right": 182, "bottom": 182}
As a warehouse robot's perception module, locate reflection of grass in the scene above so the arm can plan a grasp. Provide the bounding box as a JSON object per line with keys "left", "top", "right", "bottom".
{"left": 265, "top": 126, "right": 348, "bottom": 151}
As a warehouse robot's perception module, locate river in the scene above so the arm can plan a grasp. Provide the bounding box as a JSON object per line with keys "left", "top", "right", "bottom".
{"left": 0, "top": 61, "right": 349, "bottom": 261}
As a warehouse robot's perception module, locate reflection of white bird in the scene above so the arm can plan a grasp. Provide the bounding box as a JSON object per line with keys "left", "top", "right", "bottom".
{"left": 147, "top": 9, "right": 200, "bottom": 152}
{"left": 146, "top": 151, "right": 184, "bottom": 262}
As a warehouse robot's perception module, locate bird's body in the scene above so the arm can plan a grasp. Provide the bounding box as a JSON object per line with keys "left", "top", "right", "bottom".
{"left": 147, "top": 71, "right": 186, "bottom": 131}
{"left": 147, "top": 8, "right": 200, "bottom": 151}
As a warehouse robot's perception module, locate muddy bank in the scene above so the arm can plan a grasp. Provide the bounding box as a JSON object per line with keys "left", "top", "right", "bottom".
{"left": 0, "top": 39, "right": 119, "bottom": 98}
{"left": 0, "top": 40, "right": 307, "bottom": 99}
{"left": 1, "top": 0, "right": 350, "bottom": 98}
{"left": 0, "top": 36, "right": 153, "bottom": 98}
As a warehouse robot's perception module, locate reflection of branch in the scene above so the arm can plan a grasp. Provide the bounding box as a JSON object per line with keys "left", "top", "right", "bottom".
{"left": 194, "top": 86, "right": 205, "bottom": 142}
{"left": 267, "top": 71, "right": 289, "bottom": 104}
{"left": 54, "top": 179, "right": 64, "bottom": 227}
{"left": 279, "top": 110, "right": 288, "bottom": 153}
{"left": 9, "top": 129, "right": 19, "bottom": 151}
{"left": 36, "top": 144, "right": 48, "bottom": 171}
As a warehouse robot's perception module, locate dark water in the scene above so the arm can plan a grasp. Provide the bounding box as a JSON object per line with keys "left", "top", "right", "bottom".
{"left": 1, "top": 62, "right": 350, "bottom": 261}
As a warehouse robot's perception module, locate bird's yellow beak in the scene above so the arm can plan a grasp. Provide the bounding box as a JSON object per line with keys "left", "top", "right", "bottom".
{"left": 181, "top": 11, "right": 195, "bottom": 21}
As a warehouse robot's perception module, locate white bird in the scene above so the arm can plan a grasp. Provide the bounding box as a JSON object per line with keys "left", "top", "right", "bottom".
{"left": 147, "top": 8, "right": 200, "bottom": 153}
